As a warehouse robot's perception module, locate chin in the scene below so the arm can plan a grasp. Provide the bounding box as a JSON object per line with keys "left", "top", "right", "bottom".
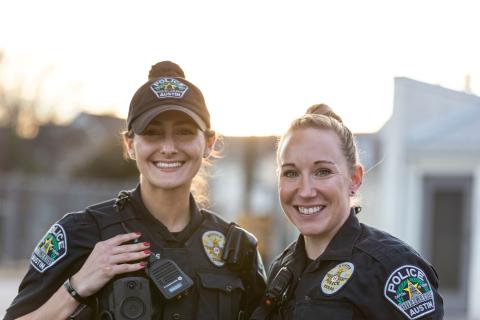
{"left": 146, "top": 178, "right": 187, "bottom": 191}
{"left": 295, "top": 223, "right": 327, "bottom": 237}
{"left": 299, "top": 229, "right": 325, "bottom": 237}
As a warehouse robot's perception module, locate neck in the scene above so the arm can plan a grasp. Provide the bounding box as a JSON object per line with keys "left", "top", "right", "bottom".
{"left": 303, "top": 236, "right": 330, "bottom": 260}
{"left": 303, "top": 210, "right": 351, "bottom": 260}
{"left": 140, "top": 183, "right": 192, "bottom": 233}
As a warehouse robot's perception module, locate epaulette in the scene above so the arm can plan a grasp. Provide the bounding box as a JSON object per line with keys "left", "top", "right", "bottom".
{"left": 200, "top": 209, "right": 230, "bottom": 229}
{"left": 355, "top": 224, "right": 421, "bottom": 268}
{"left": 86, "top": 198, "right": 118, "bottom": 214}
{"left": 85, "top": 196, "right": 135, "bottom": 231}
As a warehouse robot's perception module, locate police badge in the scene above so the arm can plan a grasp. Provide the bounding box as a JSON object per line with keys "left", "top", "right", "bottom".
{"left": 321, "top": 262, "right": 355, "bottom": 295}
{"left": 202, "top": 231, "right": 226, "bottom": 267}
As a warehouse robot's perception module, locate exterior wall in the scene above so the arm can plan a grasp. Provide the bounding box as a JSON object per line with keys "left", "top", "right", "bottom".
{"left": 469, "top": 166, "right": 480, "bottom": 318}
{"left": 377, "top": 80, "right": 408, "bottom": 238}
{"left": 377, "top": 77, "right": 480, "bottom": 319}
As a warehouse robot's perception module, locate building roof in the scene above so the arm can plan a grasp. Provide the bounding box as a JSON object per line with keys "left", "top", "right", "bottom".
{"left": 382, "top": 77, "right": 480, "bottom": 153}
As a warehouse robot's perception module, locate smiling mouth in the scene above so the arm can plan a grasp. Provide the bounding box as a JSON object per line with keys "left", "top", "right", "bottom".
{"left": 153, "top": 161, "right": 184, "bottom": 169}
{"left": 296, "top": 205, "right": 326, "bottom": 215}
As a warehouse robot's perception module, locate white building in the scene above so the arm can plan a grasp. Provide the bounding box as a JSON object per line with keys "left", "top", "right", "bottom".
{"left": 361, "top": 77, "right": 480, "bottom": 319}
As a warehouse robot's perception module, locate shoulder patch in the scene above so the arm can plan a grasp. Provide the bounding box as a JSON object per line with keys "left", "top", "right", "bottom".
{"left": 384, "top": 265, "right": 435, "bottom": 319}
{"left": 321, "top": 262, "right": 355, "bottom": 295}
{"left": 31, "top": 224, "right": 68, "bottom": 273}
{"left": 202, "top": 231, "right": 226, "bottom": 267}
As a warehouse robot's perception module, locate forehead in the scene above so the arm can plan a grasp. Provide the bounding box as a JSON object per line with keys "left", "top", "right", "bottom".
{"left": 279, "top": 127, "right": 344, "bottom": 164}
{"left": 148, "top": 110, "right": 197, "bottom": 127}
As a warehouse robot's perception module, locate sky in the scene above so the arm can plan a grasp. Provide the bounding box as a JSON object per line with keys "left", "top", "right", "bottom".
{"left": 0, "top": 0, "right": 479, "bottom": 136}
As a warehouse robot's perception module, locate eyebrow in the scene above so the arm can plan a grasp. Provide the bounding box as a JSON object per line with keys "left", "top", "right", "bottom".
{"left": 281, "top": 160, "right": 335, "bottom": 168}
{"left": 149, "top": 120, "right": 196, "bottom": 126}
{"left": 314, "top": 160, "right": 335, "bottom": 165}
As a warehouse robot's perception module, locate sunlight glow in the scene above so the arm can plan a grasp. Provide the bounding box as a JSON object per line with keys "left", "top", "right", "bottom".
{"left": 1, "top": 0, "right": 478, "bottom": 136}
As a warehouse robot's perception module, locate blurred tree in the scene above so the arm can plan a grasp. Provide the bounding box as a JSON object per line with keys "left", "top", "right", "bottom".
{"left": 0, "top": 51, "right": 54, "bottom": 138}
{"left": 0, "top": 51, "right": 52, "bottom": 172}
{"left": 0, "top": 51, "right": 137, "bottom": 179}
{"left": 71, "top": 139, "right": 138, "bottom": 180}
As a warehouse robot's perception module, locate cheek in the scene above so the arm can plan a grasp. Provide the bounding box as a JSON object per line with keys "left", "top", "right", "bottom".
{"left": 324, "top": 176, "right": 349, "bottom": 195}
{"left": 278, "top": 182, "right": 294, "bottom": 204}
{"left": 132, "top": 138, "right": 151, "bottom": 155}
{"left": 188, "top": 139, "right": 207, "bottom": 156}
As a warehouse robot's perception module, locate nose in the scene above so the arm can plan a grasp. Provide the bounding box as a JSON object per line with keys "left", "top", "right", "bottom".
{"left": 159, "top": 134, "right": 178, "bottom": 155}
{"left": 298, "top": 175, "right": 317, "bottom": 198}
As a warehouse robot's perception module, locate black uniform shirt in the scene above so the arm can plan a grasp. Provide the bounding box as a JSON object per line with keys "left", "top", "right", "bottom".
{"left": 5, "top": 185, "right": 266, "bottom": 320}
{"left": 253, "top": 211, "right": 444, "bottom": 320}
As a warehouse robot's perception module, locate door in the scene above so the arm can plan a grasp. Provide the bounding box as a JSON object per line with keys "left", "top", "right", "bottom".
{"left": 423, "top": 176, "right": 472, "bottom": 316}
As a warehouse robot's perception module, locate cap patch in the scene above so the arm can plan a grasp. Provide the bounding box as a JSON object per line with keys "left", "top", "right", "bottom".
{"left": 150, "top": 77, "right": 188, "bottom": 99}
{"left": 321, "top": 262, "right": 354, "bottom": 295}
{"left": 202, "top": 231, "right": 225, "bottom": 267}
{"left": 31, "top": 224, "right": 67, "bottom": 273}
{"left": 384, "top": 265, "right": 435, "bottom": 319}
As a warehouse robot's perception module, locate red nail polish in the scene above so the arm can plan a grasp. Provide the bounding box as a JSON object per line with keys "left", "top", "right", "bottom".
{"left": 134, "top": 232, "right": 141, "bottom": 236}
{"left": 139, "top": 262, "right": 145, "bottom": 268}
{"left": 144, "top": 250, "right": 151, "bottom": 254}
{"left": 143, "top": 242, "right": 151, "bottom": 247}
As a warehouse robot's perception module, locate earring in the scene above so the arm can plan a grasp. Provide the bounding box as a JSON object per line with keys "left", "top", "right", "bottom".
{"left": 129, "top": 150, "right": 135, "bottom": 158}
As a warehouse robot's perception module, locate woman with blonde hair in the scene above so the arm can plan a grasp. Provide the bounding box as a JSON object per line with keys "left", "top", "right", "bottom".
{"left": 251, "top": 104, "right": 443, "bottom": 319}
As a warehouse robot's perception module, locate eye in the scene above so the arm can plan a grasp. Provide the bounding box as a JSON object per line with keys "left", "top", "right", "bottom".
{"left": 175, "top": 126, "right": 196, "bottom": 135}
{"left": 315, "top": 168, "right": 333, "bottom": 177}
{"left": 178, "top": 128, "right": 195, "bottom": 135}
{"left": 281, "top": 170, "right": 299, "bottom": 178}
{"left": 142, "top": 128, "right": 163, "bottom": 136}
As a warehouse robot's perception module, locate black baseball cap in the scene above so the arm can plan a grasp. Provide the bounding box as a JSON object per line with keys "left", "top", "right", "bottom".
{"left": 127, "top": 61, "right": 211, "bottom": 134}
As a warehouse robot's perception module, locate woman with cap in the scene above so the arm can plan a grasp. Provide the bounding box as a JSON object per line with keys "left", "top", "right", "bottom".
{"left": 5, "top": 61, "right": 266, "bottom": 320}
{"left": 250, "top": 104, "right": 444, "bottom": 319}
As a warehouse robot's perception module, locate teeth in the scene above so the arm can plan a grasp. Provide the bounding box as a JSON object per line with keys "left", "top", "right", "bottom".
{"left": 154, "top": 161, "right": 183, "bottom": 168}
{"left": 298, "top": 206, "right": 324, "bottom": 215}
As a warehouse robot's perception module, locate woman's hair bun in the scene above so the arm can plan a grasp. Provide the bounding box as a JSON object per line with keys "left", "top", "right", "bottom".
{"left": 305, "top": 103, "right": 343, "bottom": 124}
{"left": 148, "top": 61, "right": 185, "bottom": 80}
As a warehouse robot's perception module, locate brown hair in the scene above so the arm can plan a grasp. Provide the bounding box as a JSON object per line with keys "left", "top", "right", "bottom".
{"left": 277, "top": 103, "right": 360, "bottom": 173}
{"left": 121, "top": 128, "right": 220, "bottom": 208}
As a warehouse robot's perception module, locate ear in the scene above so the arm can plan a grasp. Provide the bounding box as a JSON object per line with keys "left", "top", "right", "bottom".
{"left": 123, "top": 134, "right": 136, "bottom": 160}
{"left": 203, "top": 132, "right": 216, "bottom": 158}
{"left": 350, "top": 164, "right": 364, "bottom": 194}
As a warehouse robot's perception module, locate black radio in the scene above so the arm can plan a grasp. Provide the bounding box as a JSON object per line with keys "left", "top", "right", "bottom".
{"left": 147, "top": 256, "right": 194, "bottom": 300}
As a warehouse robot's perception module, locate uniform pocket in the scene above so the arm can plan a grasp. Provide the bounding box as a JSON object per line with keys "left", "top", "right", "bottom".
{"left": 196, "top": 272, "right": 245, "bottom": 319}
{"left": 294, "top": 299, "right": 353, "bottom": 319}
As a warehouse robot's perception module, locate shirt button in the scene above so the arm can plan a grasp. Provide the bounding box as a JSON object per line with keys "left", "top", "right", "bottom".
{"left": 171, "top": 313, "right": 182, "bottom": 320}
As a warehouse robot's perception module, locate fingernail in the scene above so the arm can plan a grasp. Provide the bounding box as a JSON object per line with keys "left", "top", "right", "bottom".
{"left": 143, "top": 242, "right": 151, "bottom": 247}
{"left": 139, "top": 262, "right": 146, "bottom": 268}
{"left": 144, "top": 250, "right": 151, "bottom": 254}
{"left": 134, "top": 232, "right": 141, "bottom": 236}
